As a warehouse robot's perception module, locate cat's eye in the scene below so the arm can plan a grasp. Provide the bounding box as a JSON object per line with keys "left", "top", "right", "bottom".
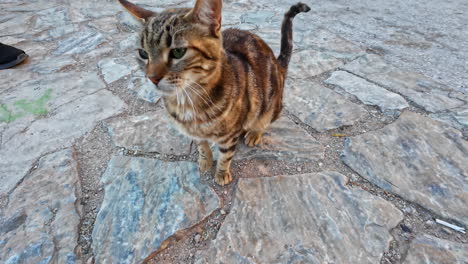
{"left": 170, "top": 48, "right": 187, "bottom": 59}
{"left": 138, "top": 49, "right": 148, "bottom": 60}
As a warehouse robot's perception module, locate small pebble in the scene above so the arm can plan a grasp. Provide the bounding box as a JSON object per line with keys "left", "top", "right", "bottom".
{"left": 194, "top": 234, "right": 201, "bottom": 243}
{"left": 220, "top": 209, "right": 226, "bottom": 215}
{"left": 296, "top": 167, "right": 302, "bottom": 172}
{"left": 318, "top": 162, "right": 323, "bottom": 167}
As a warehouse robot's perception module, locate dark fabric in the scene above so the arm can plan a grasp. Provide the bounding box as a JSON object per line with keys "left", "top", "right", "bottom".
{"left": 0, "top": 43, "right": 25, "bottom": 64}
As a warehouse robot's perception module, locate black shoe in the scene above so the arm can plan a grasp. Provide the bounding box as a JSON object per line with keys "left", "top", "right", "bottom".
{"left": 0, "top": 43, "right": 28, "bottom": 70}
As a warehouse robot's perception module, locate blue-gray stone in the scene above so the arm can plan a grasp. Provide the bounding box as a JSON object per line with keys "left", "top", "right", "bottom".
{"left": 92, "top": 156, "right": 219, "bottom": 264}
{"left": 53, "top": 28, "right": 104, "bottom": 55}
{"left": 342, "top": 111, "right": 468, "bottom": 224}
{"left": 195, "top": 172, "right": 403, "bottom": 263}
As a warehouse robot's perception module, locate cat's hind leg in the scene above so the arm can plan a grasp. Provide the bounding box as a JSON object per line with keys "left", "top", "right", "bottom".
{"left": 244, "top": 130, "right": 263, "bottom": 147}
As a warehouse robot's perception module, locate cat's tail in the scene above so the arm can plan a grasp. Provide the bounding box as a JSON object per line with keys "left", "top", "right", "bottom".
{"left": 277, "top": 2, "right": 311, "bottom": 71}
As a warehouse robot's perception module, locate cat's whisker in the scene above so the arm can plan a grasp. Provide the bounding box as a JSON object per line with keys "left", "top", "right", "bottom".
{"left": 188, "top": 81, "right": 223, "bottom": 112}
{"left": 185, "top": 84, "right": 211, "bottom": 108}
{"left": 181, "top": 87, "right": 197, "bottom": 118}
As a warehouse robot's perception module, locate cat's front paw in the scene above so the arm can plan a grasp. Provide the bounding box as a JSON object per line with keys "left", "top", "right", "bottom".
{"left": 198, "top": 156, "right": 213, "bottom": 172}
{"left": 214, "top": 170, "right": 232, "bottom": 186}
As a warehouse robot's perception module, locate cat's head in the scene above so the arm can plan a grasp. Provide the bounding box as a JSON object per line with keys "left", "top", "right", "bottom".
{"left": 119, "top": 0, "right": 223, "bottom": 96}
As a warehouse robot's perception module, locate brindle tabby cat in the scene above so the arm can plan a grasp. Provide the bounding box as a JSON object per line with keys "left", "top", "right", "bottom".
{"left": 119, "top": 0, "right": 310, "bottom": 185}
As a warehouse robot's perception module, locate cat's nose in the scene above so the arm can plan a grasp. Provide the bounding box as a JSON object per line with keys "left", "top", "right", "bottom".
{"left": 148, "top": 76, "right": 162, "bottom": 85}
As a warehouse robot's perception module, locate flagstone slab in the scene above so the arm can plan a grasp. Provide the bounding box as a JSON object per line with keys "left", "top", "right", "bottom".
{"left": 0, "top": 90, "right": 125, "bottom": 195}
{"left": 92, "top": 157, "right": 219, "bottom": 264}
{"left": 195, "top": 172, "right": 403, "bottom": 264}
{"left": 0, "top": 149, "right": 82, "bottom": 264}
{"left": 234, "top": 116, "right": 323, "bottom": 162}
{"left": 343, "top": 54, "right": 464, "bottom": 112}
{"left": 404, "top": 235, "right": 468, "bottom": 264}
{"left": 342, "top": 111, "right": 468, "bottom": 224}
{"left": 105, "top": 109, "right": 191, "bottom": 155}
{"left": 325, "top": 70, "right": 409, "bottom": 112}
{"left": 285, "top": 78, "right": 367, "bottom": 131}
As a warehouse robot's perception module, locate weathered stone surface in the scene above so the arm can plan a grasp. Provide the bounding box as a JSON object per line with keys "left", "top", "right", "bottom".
{"left": 105, "top": 109, "right": 191, "bottom": 155}
{"left": 92, "top": 156, "right": 219, "bottom": 264}
{"left": 0, "top": 90, "right": 126, "bottom": 195}
{"left": 53, "top": 27, "right": 104, "bottom": 55}
{"left": 343, "top": 54, "right": 464, "bottom": 112}
{"left": 195, "top": 172, "right": 403, "bottom": 263}
{"left": 326, "top": 71, "right": 409, "bottom": 111}
{"left": 98, "top": 57, "right": 138, "bottom": 84}
{"left": 127, "top": 76, "right": 161, "bottom": 103}
{"left": 284, "top": 78, "right": 367, "bottom": 131}
{"left": 36, "top": 24, "right": 80, "bottom": 41}
{"left": 431, "top": 105, "right": 468, "bottom": 132}
{"left": 1, "top": 72, "right": 107, "bottom": 143}
{"left": 0, "top": 149, "right": 82, "bottom": 264}
{"left": 342, "top": 112, "right": 468, "bottom": 224}
{"left": 118, "top": 11, "right": 141, "bottom": 32}
{"left": 234, "top": 116, "right": 323, "bottom": 162}
{"left": 295, "top": 28, "right": 364, "bottom": 60}
{"left": 404, "top": 235, "right": 468, "bottom": 264}
{"left": 28, "top": 55, "right": 77, "bottom": 74}
{"left": 35, "top": 6, "right": 70, "bottom": 30}
{"left": 287, "top": 28, "right": 364, "bottom": 79}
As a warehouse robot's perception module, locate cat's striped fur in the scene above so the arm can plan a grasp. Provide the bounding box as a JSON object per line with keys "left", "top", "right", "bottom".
{"left": 119, "top": 0, "right": 310, "bottom": 185}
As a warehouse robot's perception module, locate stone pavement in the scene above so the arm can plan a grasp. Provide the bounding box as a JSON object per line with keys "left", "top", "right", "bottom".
{"left": 0, "top": 0, "right": 466, "bottom": 263}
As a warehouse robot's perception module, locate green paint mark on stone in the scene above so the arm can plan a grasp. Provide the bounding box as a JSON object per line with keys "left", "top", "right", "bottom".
{"left": 0, "top": 89, "right": 53, "bottom": 123}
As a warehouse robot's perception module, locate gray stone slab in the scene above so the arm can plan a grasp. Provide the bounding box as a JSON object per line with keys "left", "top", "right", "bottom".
{"left": 343, "top": 54, "right": 464, "bottom": 112}
{"left": 127, "top": 76, "right": 161, "bottom": 103}
{"left": 34, "top": 6, "right": 70, "bottom": 30}
{"left": 53, "top": 27, "right": 105, "bottom": 55}
{"left": 92, "top": 156, "right": 219, "bottom": 264}
{"left": 0, "top": 90, "right": 125, "bottom": 195}
{"left": 404, "top": 235, "right": 468, "bottom": 264}
{"left": 342, "top": 111, "right": 468, "bottom": 224}
{"left": 36, "top": 24, "right": 80, "bottom": 41}
{"left": 1, "top": 72, "right": 107, "bottom": 143}
{"left": 0, "top": 149, "right": 82, "bottom": 264}
{"left": 430, "top": 105, "right": 468, "bottom": 132}
{"left": 326, "top": 71, "right": 409, "bottom": 111}
{"left": 195, "top": 172, "right": 403, "bottom": 263}
{"left": 287, "top": 28, "right": 364, "bottom": 79}
{"left": 105, "top": 109, "right": 191, "bottom": 155}
{"left": 98, "top": 57, "right": 138, "bottom": 84}
{"left": 28, "top": 56, "right": 77, "bottom": 74}
{"left": 234, "top": 116, "right": 323, "bottom": 162}
{"left": 284, "top": 78, "right": 367, "bottom": 131}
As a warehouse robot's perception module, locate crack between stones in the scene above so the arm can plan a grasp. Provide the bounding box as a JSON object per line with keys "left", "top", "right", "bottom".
{"left": 380, "top": 218, "right": 413, "bottom": 264}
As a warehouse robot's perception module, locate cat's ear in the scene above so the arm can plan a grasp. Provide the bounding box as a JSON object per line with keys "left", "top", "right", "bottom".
{"left": 188, "top": 0, "right": 222, "bottom": 37}
{"left": 118, "top": 0, "right": 156, "bottom": 22}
